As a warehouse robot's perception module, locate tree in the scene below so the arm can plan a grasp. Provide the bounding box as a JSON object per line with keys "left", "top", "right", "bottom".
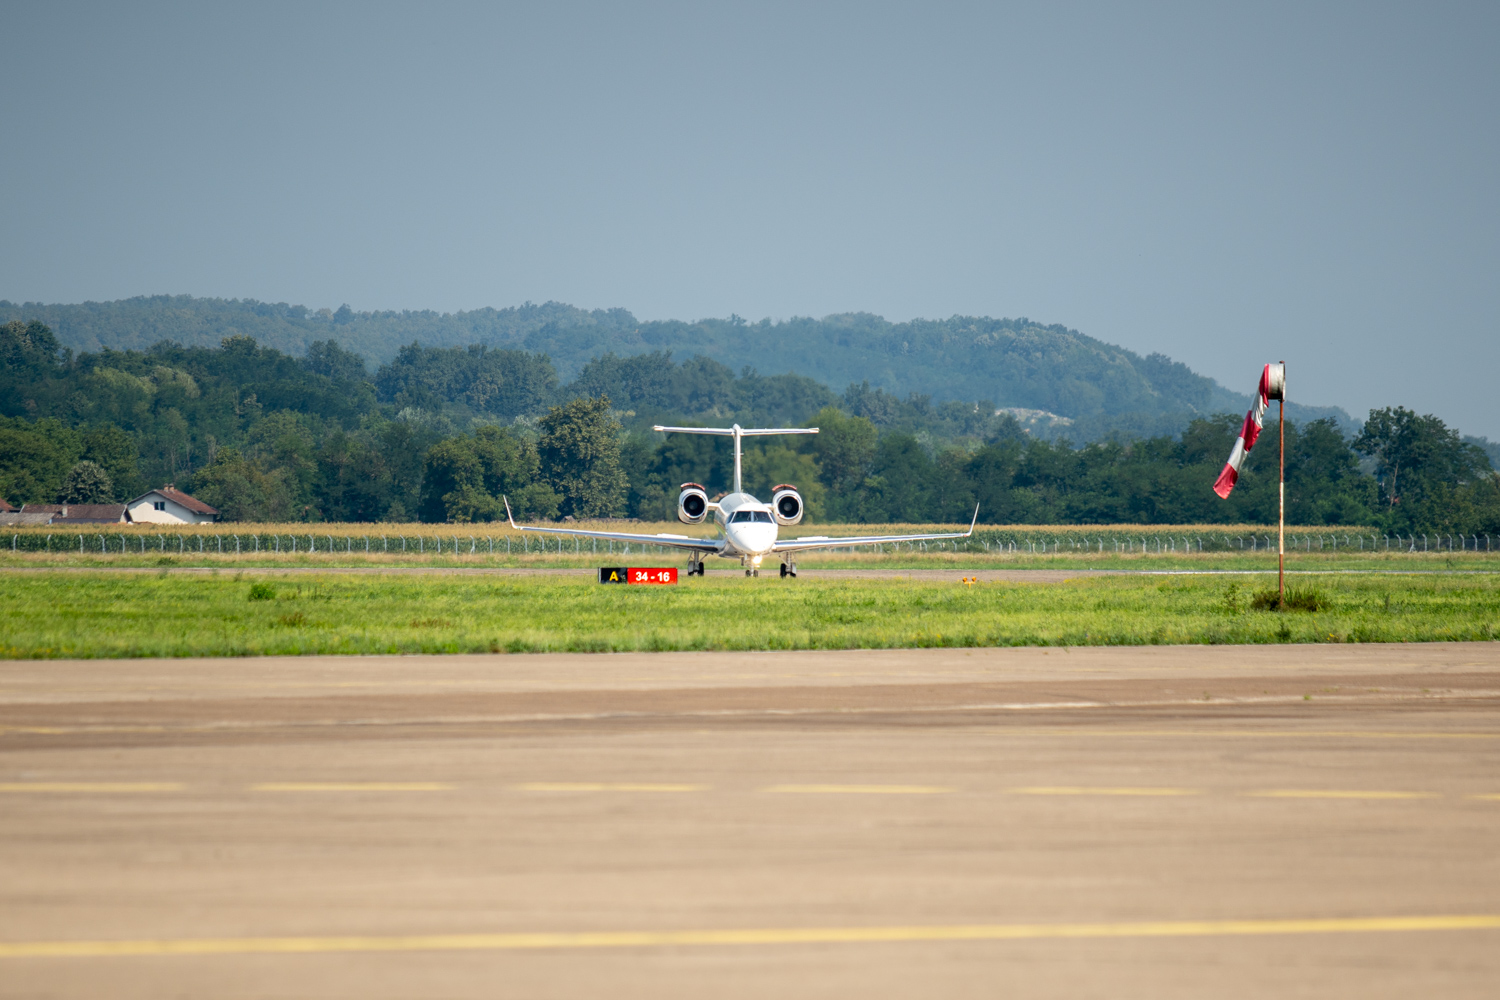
{"left": 1355, "top": 407, "right": 1491, "bottom": 530}
{"left": 189, "top": 448, "right": 296, "bottom": 522}
{"left": 538, "top": 396, "right": 626, "bottom": 518}
{"left": 80, "top": 424, "right": 141, "bottom": 499}
{"left": 810, "top": 406, "right": 877, "bottom": 495}
{"left": 302, "top": 340, "right": 368, "bottom": 382}
{"left": 57, "top": 460, "right": 114, "bottom": 503}
{"left": 0, "top": 417, "right": 83, "bottom": 504}
{"left": 418, "top": 425, "right": 559, "bottom": 523}
{"left": 375, "top": 343, "right": 558, "bottom": 418}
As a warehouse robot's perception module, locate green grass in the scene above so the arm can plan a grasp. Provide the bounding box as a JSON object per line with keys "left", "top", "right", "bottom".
{"left": 2, "top": 547, "right": 1498, "bottom": 574}
{"left": 1, "top": 571, "right": 1497, "bottom": 658}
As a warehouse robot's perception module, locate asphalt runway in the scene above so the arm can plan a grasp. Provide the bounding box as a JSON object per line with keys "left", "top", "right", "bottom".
{"left": 3, "top": 643, "right": 1499, "bottom": 998}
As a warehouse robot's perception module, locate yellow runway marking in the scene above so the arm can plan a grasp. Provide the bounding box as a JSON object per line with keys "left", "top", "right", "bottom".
{"left": 1008, "top": 787, "right": 1199, "bottom": 797}
{"left": 0, "top": 783, "right": 183, "bottom": 793}
{"left": 516, "top": 783, "right": 707, "bottom": 792}
{"left": 251, "top": 783, "right": 453, "bottom": 792}
{"left": 1469, "top": 793, "right": 1500, "bottom": 801}
{"left": 1022, "top": 729, "right": 1500, "bottom": 741}
{"left": 1246, "top": 790, "right": 1437, "bottom": 800}
{"left": 4, "top": 914, "right": 1499, "bottom": 958}
{"left": 762, "top": 784, "right": 953, "bottom": 795}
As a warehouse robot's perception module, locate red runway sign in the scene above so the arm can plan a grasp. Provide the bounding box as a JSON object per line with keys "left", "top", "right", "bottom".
{"left": 598, "top": 567, "right": 678, "bottom": 585}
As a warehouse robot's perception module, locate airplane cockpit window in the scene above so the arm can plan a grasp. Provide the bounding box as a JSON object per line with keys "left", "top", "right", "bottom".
{"left": 752, "top": 511, "right": 773, "bottom": 523}
{"left": 730, "top": 511, "right": 753, "bottom": 523}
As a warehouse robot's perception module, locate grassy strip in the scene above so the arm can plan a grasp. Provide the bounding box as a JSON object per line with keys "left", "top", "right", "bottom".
{"left": 1, "top": 572, "right": 1496, "bottom": 659}
{"left": 0, "top": 549, "right": 1496, "bottom": 573}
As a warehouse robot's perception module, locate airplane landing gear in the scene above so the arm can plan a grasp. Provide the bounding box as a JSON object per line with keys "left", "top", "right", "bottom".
{"left": 780, "top": 560, "right": 797, "bottom": 579}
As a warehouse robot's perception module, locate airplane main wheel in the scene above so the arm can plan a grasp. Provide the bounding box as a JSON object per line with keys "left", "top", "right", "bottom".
{"left": 779, "top": 563, "right": 788, "bottom": 578}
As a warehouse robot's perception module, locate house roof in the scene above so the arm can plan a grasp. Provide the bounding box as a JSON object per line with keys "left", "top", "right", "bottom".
{"left": 0, "top": 512, "right": 54, "bottom": 526}
{"left": 24, "top": 504, "right": 129, "bottom": 523}
{"left": 20, "top": 503, "right": 129, "bottom": 522}
{"left": 128, "top": 487, "right": 220, "bottom": 516}
{"left": 0, "top": 498, "right": 15, "bottom": 513}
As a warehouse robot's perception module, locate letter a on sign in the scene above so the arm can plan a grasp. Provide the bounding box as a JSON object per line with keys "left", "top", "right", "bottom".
{"left": 599, "top": 567, "right": 627, "bottom": 584}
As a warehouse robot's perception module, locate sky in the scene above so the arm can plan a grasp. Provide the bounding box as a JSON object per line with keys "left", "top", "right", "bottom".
{"left": 2, "top": 2, "right": 1497, "bottom": 436}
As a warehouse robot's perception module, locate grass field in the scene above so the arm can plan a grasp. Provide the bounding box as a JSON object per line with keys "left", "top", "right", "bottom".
{"left": 2, "top": 569, "right": 1496, "bottom": 658}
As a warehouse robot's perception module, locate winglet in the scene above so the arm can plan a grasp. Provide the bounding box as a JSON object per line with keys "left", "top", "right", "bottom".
{"left": 966, "top": 503, "right": 980, "bottom": 536}
{"left": 502, "top": 495, "right": 518, "bottom": 530}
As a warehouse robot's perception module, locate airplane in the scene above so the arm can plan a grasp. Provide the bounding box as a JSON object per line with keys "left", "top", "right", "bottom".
{"left": 504, "top": 423, "right": 979, "bottom": 578}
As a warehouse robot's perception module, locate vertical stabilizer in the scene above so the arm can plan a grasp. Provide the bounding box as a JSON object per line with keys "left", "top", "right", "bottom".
{"left": 652, "top": 424, "right": 820, "bottom": 495}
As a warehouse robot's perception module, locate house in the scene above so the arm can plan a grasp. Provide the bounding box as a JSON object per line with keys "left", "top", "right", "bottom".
{"left": 0, "top": 498, "right": 15, "bottom": 512}
{"left": 125, "top": 486, "right": 219, "bottom": 525}
{"left": 19, "top": 503, "right": 129, "bottom": 524}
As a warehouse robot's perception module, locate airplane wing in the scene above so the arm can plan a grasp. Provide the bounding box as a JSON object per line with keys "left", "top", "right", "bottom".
{"left": 504, "top": 497, "right": 723, "bottom": 552}
{"left": 771, "top": 505, "right": 980, "bottom": 553}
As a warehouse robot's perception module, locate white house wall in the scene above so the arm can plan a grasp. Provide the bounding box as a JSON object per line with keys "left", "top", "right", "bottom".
{"left": 127, "top": 498, "right": 213, "bottom": 525}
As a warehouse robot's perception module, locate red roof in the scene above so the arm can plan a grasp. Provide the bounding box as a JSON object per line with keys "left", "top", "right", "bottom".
{"left": 153, "top": 487, "right": 219, "bottom": 516}
{"left": 0, "top": 498, "right": 16, "bottom": 512}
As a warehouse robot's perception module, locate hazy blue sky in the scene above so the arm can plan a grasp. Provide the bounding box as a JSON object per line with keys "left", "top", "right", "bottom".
{"left": 3, "top": 2, "right": 1497, "bottom": 435}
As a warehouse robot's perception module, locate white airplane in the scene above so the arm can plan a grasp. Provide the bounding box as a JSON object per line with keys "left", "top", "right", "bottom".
{"left": 505, "top": 423, "right": 979, "bottom": 578}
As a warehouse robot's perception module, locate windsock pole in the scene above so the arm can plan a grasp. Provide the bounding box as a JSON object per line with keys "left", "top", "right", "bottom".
{"left": 1278, "top": 360, "right": 1285, "bottom": 605}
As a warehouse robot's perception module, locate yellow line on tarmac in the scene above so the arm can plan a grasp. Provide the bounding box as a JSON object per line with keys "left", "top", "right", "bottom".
{"left": 0, "top": 783, "right": 183, "bottom": 793}
{"left": 251, "top": 783, "right": 453, "bottom": 792}
{"left": 1246, "top": 790, "right": 1437, "bottom": 800}
{"left": 515, "top": 783, "right": 707, "bottom": 792}
{"left": 762, "top": 784, "right": 953, "bottom": 795}
{"left": 1008, "top": 787, "right": 1199, "bottom": 797}
{"left": 1029, "top": 729, "right": 1500, "bottom": 741}
{"left": 1469, "top": 793, "right": 1500, "bottom": 801}
{"left": 4, "top": 915, "right": 1499, "bottom": 959}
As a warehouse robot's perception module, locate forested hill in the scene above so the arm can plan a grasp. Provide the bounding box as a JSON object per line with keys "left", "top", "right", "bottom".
{"left": 0, "top": 296, "right": 1351, "bottom": 431}
{"left": 3, "top": 317, "right": 1494, "bottom": 532}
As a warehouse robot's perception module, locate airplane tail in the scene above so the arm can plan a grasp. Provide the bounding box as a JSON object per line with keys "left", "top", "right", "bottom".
{"left": 652, "top": 424, "right": 819, "bottom": 493}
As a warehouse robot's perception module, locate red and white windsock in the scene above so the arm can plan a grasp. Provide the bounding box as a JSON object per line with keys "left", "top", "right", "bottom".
{"left": 1213, "top": 363, "right": 1286, "bottom": 499}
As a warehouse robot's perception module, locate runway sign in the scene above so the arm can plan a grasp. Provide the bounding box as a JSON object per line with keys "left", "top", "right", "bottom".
{"left": 598, "top": 567, "right": 678, "bottom": 585}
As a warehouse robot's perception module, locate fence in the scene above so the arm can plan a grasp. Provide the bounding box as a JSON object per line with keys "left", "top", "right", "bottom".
{"left": 5, "top": 532, "right": 674, "bottom": 557}
{"left": 4, "top": 530, "right": 1495, "bottom": 556}
{"left": 967, "top": 530, "right": 1494, "bottom": 554}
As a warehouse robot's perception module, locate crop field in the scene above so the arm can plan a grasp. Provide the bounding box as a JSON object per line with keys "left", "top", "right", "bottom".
{"left": 1, "top": 569, "right": 1497, "bottom": 659}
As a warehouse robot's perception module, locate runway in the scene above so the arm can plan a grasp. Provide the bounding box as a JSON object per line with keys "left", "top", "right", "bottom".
{"left": 2, "top": 643, "right": 1499, "bottom": 997}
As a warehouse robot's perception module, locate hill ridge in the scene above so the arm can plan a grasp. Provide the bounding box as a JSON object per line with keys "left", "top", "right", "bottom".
{"left": 0, "top": 295, "right": 1352, "bottom": 432}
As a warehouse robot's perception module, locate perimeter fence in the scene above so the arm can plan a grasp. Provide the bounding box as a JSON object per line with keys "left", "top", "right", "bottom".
{"left": 3, "top": 528, "right": 1494, "bottom": 557}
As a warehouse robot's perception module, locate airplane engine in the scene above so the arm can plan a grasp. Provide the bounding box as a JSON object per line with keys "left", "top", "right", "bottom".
{"left": 677, "top": 483, "right": 709, "bottom": 524}
{"left": 771, "top": 485, "right": 804, "bottom": 526}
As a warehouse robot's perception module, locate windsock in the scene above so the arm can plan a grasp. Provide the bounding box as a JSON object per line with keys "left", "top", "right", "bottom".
{"left": 1213, "top": 363, "right": 1285, "bottom": 499}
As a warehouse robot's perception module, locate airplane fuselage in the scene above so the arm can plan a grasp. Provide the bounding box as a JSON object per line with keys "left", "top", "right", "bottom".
{"left": 712, "top": 492, "right": 779, "bottom": 566}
